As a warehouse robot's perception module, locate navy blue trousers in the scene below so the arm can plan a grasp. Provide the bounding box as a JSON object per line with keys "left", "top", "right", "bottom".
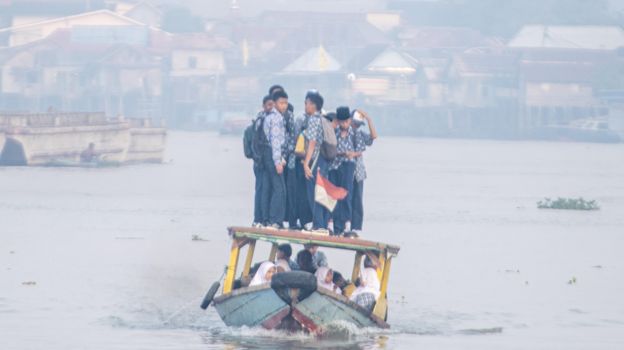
{"left": 331, "top": 162, "right": 355, "bottom": 234}
{"left": 261, "top": 147, "right": 285, "bottom": 226}
{"left": 306, "top": 156, "right": 330, "bottom": 229}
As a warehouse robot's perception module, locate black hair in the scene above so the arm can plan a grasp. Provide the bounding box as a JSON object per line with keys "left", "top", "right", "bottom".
{"left": 262, "top": 95, "right": 272, "bottom": 105}
{"left": 269, "top": 85, "right": 284, "bottom": 95}
{"left": 324, "top": 112, "right": 336, "bottom": 122}
{"left": 277, "top": 243, "right": 292, "bottom": 258}
{"left": 272, "top": 90, "right": 288, "bottom": 102}
{"left": 296, "top": 250, "right": 315, "bottom": 274}
{"left": 287, "top": 103, "right": 294, "bottom": 113}
{"left": 305, "top": 91, "right": 324, "bottom": 111}
{"left": 332, "top": 271, "right": 346, "bottom": 284}
{"left": 364, "top": 256, "right": 375, "bottom": 269}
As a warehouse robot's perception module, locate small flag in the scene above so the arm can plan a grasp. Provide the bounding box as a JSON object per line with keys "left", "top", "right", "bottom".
{"left": 315, "top": 170, "right": 347, "bottom": 211}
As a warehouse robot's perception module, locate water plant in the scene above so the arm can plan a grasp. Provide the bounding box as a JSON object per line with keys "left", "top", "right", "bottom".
{"left": 537, "top": 197, "right": 599, "bottom": 211}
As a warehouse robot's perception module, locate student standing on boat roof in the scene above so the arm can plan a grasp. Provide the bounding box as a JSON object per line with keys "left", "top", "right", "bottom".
{"left": 290, "top": 91, "right": 323, "bottom": 230}
{"left": 245, "top": 95, "right": 274, "bottom": 227}
{"left": 351, "top": 109, "right": 377, "bottom": 236}
{"left": 302, "top": 91, "right": 332, "bottom": 232}
{"left": 261, "top": 90, "right": 289, "bottom": 229}
{"left": 329, "top": 107, "right": 365, "bottom": 236}
{"left": 249, "top": 261, "right": 277, "bottom": 287}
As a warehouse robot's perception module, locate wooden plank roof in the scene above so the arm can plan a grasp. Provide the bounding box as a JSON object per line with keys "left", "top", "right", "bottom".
{"left": 228, "top": 226, "right": 400, "bottom": 255}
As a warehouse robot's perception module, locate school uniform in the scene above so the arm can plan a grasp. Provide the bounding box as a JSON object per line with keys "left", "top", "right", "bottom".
{"left": 352, "top": 129, "right": 374, "bottom": 231}
{"left": 251, "top": 111, "right": 267, "bottom": 224}
{"left": 329, "top": 125, "right": 365, "bottom": 234}
{"left": 261, "top": 108, "right": 286, "bottom": 226}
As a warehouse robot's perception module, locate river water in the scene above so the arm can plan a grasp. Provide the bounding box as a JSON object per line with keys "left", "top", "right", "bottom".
{"left": 1, "top": 132, "right": 623, "bottom": 349}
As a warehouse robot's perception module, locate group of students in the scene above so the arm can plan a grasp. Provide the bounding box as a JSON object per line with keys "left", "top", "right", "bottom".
{"left": 247, "top": 244, "right": 381, "bottom": 312}
{"left": 243, "top": 84, "right": 378, "bottom": 236}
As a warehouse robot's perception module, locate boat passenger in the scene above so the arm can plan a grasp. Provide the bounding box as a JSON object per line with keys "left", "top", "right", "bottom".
{"left": 247, "top": 95, "right": 274, "bottom": 227}
{"left": 276, "top": 243, "right": 299, "bottom": 271}
{"left": 302, "top": 91, "right": 332, "bottom": 232}
{"left": 305, "top": 244, "right": 328, "bottom": 269}
{"left": 351, "top": 109, "right": 377, "bottom": 236}
{"left": 332, "top": 271, "right": 356, "bottom": 298}
{"left": 315, "top": 266, "right": 341, "bottom": 294}
{"left": 261, "top": 90, "right": 289, "bottom": 229}
{"left": 275, "top": 259, "right": 290, "bottom": 272}
{"left": 349, "top": 257, "right": 380, "bottom": 312}
{"left": 329, "top": 106, "right": 365, "bottom": 236}
{"left": 249, "top": 261, "right": 277, "bottom": 287}
{"left": 295, "top": 250, "right": 316, "bottom": 274}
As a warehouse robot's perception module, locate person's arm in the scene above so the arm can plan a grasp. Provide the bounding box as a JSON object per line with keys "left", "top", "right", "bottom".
{"left": 268, "top": 114, "right": 284, "bottom": 173}
{"left": 303, "top": 139, "right": 316, "bottom": 179}
{"left": 360, "top": 110, "right": 377, "bottom": 141}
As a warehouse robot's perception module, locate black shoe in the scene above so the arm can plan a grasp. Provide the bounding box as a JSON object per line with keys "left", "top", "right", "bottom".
{"left": 343, "top": 231, "right": 359, "bottom": 238}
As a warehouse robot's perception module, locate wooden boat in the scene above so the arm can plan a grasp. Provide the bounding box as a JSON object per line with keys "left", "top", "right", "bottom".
{"left": 201, "top": 226, "right": 400, "bottom": 333}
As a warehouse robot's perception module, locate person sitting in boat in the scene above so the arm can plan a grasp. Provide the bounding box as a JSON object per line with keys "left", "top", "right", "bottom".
{"left": 315, "top": 266, "right": 341, "bottom": 294}
{"left": 332, "top": 271, "right": 356, "bottom": 298}
{"left": 295, "top": 250, "right": 316, "bottom": 274}
{"left": 276, "top": 243, "right": 298, "bottom": 271}
{"left": 275, "top": 259, "right": 289, "bottom": 272}
{"left": 304, "top": 244, "right": 328, "bottom": 269}
{"left": 349, "top": 257, "right": 380, "bottom": 312}
{"left": 80, "top": 142, "right": 98, "bottom": 163}
{"left": 249, "top": 261, "right": 277, "bottom": 287}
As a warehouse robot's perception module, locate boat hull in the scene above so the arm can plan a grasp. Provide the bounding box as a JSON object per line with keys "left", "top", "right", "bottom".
{"left": 213, "top": 285, "right": 291, "bottom": 328}
{"left": 212, "top": 285, "right": 388, "bottom": 333}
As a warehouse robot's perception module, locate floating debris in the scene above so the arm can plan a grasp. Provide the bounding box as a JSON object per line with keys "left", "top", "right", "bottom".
{"left": 459, "top": 327, "right": 503, "bottom": 335}
{"left": 592, "top": 265, "right": 603, "bottom": 269}
{"left": 191, "top": 235, "right": 209, "bottom": 242}
{"left": 22, "top": 281, "right": 36, "bottom": 286}
{"left": 537, "top": 197, "right": 599, "bottom": 211}
{"left": 114, "top": 237, "right": 144, "bottom": 240}
{"left": 568, "top": 277, "right": 577, "bottom": 285}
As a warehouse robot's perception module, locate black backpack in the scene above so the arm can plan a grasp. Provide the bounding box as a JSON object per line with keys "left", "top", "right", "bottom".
{"left": 251, "top": 115, "right": 269, "bottom": 164}
{"left": 243, "top": 122, "right": 255, "bottom": 159}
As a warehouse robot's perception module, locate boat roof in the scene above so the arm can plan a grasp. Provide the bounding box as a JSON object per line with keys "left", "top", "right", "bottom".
{"left": 228, "top": 226, "right": 400, "bottom": 255}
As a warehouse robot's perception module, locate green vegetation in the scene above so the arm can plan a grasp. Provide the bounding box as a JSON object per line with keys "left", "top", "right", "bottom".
{"left": 537, "top": 197, "right": 600, "bottom": 210}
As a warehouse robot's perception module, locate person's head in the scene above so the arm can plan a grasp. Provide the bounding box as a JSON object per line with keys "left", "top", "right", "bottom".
{"left": 315, "top": 266, "right": 334, "bottom": 286}
{"left": 88, "top": 142, "right": 95, "bottom": 150}
{"left": 324, "top": 268, "right": 333, "bottom": 283}
{"left": 324, "top": 112, "right": 337, "bottom": 128}
{"left": 269, "top": 84, "right": 284, "bottom": 96}
{"left": 272, "top": 90, "right": 289, "bottom": 114}
{"left": 304, "top": 90, "right": 323, "bottom": 115}
{"left": 304, "top": 244, "right": 318, "bottom": 255}
{"left": 276, "top": 265, "right": 286, "bottom": 273}
{"left": 336, "top": 106, "right": 351, "bottom": 130}
{"left": 364, "top": 256, "right": 376, "bottom": 269}
{"left": 277, "top": 244, "right": 292, "bottom": 260}
{"left": 262, "top": 95, "right": 274, "bottom": 113}
{"left": 296, "top": 250, "right": 314, "bottom": 273}
{"left": 332, "top": 271, "right": 347, "bottom": 288}
{"left": 265, "top": 266, "right": 277, "bottom": 281}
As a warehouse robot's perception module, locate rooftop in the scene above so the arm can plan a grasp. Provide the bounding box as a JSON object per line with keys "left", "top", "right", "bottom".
{"left": 508, "top": 25, "right": 624, "bottom": 50}
{"left": 228, "top": 226, "right": 401, "bottom": 255}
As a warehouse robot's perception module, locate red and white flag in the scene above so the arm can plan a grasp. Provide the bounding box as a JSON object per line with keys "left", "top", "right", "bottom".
{"left": 315, "top": 170, "right": 348, "bottom": 211}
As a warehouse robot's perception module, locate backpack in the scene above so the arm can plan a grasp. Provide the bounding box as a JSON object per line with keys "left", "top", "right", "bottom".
{"left": 251, "top": 116, "right": 268, "bottom": 164}
{"left": 243, "top": 123, "right": 254, "bottom": 159}
{"left": 320, "top": 117, "right": 337, "bottom": 161}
